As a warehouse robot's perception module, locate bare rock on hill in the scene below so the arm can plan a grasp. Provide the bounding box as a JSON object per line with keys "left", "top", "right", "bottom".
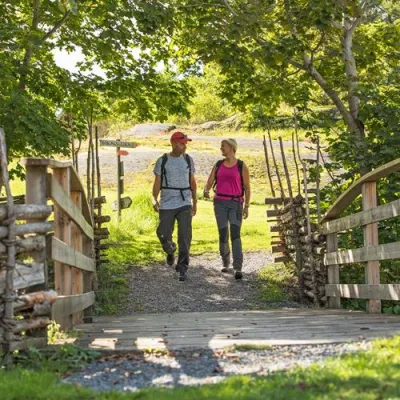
{"left": 120, "top": 123, "right": 176, "bottom": 137}
{"left": 195, "top": 114, "right": 243, "bottom": 132}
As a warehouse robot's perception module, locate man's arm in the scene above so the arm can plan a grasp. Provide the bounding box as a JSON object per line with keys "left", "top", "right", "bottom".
{"left": 242, "top": 163, "right": 251, "bottom": 219}
{"left": 152, "top": 174, "right": 161, "bottom": 212}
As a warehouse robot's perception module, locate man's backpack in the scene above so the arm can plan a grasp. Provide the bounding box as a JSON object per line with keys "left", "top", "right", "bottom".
{"left": 160, "top": 153, "right": 192, "bottom": 200}
{"left": 212, "top": 159, "right": 244, "bottom": 200}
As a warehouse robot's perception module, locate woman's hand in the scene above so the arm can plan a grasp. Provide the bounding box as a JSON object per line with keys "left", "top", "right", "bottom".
{"left": 203, "top": 190, "right": 210, "bottom": 199}
{"left": 192, "top": 202, "right": 197, "bottom": 216}
{"left": 243, "top": 204, "right": 249, "bottom": 219}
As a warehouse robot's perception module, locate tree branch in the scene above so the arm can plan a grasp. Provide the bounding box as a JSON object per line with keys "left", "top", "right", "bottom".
{"left": 41, "top": 10, "right": 71, "bottom": 42}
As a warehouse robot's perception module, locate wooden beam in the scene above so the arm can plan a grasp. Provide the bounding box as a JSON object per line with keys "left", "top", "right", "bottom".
{"left": 51, "top": 237, "right": 95, "bottom": 272}
{"left": 321, "top": 158, "right": 400, "bottom": 223}
{"left": 21, "top": 157, "right": 73, "bottom": 169}
{"left": 266, "top": 209, "right": 280, "bottom": 217}
{"left": 7, "top": 337, "right": 48, "bottom": 352}
{"left": 326, "top": 233, "right": 341, "bottom": 309}
{"left": 322, "top": 198, "right": 400, "bottom": 235}
{"left": 362, "top": 181, "right": 381, "bottom": 313}
{"left": 324, "top": 240, "right": 400, "bottom": 265}
{"left": 326, "top": 284, "right": 400, "bottom": 301}
{"left": 52, "top": 292, "right": 96, "bottom": 319}
{"left": 0, "top": 221, "right": 54, "bottom": 239}
{"left": 270, "top": 226, "right": 281, "bottom": 232}
{"left": 50, "top": 174, "right": 94, "bottom": 240}
{"left": 273, "top": 256, "right": 291, "bottom": 263}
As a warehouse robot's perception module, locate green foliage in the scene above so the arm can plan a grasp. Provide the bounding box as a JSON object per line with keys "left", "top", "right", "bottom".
{"left": 12, "top": 344, "right": 99, "bottom": 374}
{"left": 0, "top": 0, "right": 191, "bottom": 170}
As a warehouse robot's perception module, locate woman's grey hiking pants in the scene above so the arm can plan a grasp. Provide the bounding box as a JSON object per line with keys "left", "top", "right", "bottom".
{"left": 156, "top": 205, "right": 192, "bottom": 271}
{"left": 213, "top": 199, "right": 243, "bottom": 271}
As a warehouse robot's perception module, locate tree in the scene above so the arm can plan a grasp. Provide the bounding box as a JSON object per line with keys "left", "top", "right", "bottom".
{"left": 167, "top": 0, "right": 400, "bottom": 174}
{"left": 0, "top": 0, "right": 190, "bottom": 173}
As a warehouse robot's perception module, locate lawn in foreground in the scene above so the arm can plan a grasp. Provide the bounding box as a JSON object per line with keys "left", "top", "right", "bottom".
{"left": 1, "top": 336, "right": 399, "bottom": 399}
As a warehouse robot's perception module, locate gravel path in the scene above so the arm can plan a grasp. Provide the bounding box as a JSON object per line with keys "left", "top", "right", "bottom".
{"left": 123, "top": 251, "right": 301, "bottom": 314}
{"left": 64, "top": 341, "right": 371, "bottom": 392}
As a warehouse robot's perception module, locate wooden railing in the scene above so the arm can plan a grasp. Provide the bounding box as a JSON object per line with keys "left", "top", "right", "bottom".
{"left": 23, "top": 158, "right": 95, "bottom": 328}
{"left": 321, "top": 158, "right": 400, "bottom": 313}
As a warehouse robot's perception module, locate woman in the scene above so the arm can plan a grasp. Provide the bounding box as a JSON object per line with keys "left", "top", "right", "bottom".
{"left": 203, "top": 138, "right": 251, "bottom": 280}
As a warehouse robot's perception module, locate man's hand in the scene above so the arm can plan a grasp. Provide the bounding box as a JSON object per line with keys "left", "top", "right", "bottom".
{"left": 192, "top": 202, "right": 197, "bottom": 216}
{"left": 203, "top": 190, "right": 210, "bottom": 199}
{"left": 243, "top": 205, "right": 249, "bottom": 219}
{"left": 152, "top": 199, "right": 160, "bottom": 212}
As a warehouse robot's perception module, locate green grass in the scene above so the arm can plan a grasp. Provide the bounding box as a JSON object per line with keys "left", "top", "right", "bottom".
{"left": 257, "top": 262, "right": 298, "bottom": 302}
{"left": 1, "top": 336, "right": 400, "bottom": 399}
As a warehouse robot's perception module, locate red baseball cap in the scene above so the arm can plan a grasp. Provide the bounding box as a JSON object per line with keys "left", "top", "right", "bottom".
{"left": 170, "top": 131, "right": 192, "bottom": 143}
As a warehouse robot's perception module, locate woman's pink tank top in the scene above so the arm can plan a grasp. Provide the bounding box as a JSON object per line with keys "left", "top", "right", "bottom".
{"left": 214, "top": 162, "right": 243, "bottom": 202}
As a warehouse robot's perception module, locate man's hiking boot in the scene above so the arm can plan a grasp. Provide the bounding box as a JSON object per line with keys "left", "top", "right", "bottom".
{"left": 234, "top": 270, "right": 243, "bottom": 280}
{"left": 221, "top": 258, "right": 231, "bottom": 273}
{"left": 166, "top": 253, "right": 175, "bottom": 266}
{"left": 178, "top": 265, "right": 187, "bottom": 281}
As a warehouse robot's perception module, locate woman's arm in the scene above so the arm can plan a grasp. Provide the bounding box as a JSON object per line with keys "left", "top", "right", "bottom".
{"left": 203, "top": 165, "right": 216, "bottom": 198}
{"left": 242, "top": 163, "right": 251, "bottom": 219}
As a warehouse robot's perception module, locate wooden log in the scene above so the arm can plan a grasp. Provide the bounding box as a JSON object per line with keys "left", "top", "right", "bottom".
{"left": 304, "top": 290, "right": 315, "bottom": 299}
{"left": 281, "top": 207, "right": 304, "bottom": 223}
{"left": 271, "top": 240, "right": 285, "bottom": 246}
{"left": 13, "top": 290, "right": 58, "bottom": 312}
{"left": 94, "top": 196, "right": 106, "bottom": 205}
{"left": 13, "top": 317, "right": 51, "bottom": 334}
{"left": 326, "top": 233, "right": 341, "bottom": 309}
{"left": 266, "top": 209, "right": 280, "bottom": 217}
{"left": 96, "top": 243, "right": 111, "bottom": 250}
{"left": 0, "top": 262, "right": 45, "bottom": 292}
{"left": 272, "top": 246, "right": 288, "bottom": 254}
{"left": 94, "top": 234, "right": 109, "bottom": 241}
{"left": 94, "top": 227, "right": 110, "bottom": 236}
{"left": 0, "top": 204, "right": 52, "bottom": 222}
{"left": 0, "top": 221, "right": 54, "bottom": 239}
{"left": 270, "top": 226, "right": 282, "bottom": 232}
{"left": 0, "top": 235, "right": 46, "bottom": 254}
{"left": 265, "top": 198, "right": 284, "bottom": 205}
{"left": 95, "top": 215, "right": 111, "bottom": 224}
{"left": 274, "top": 256, "right": 291, "bottom": 263}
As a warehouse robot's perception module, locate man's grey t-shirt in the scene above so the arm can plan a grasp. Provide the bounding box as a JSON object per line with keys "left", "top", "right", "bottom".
{"left": 154, "top": 153, "right": 195, "bottom": 210}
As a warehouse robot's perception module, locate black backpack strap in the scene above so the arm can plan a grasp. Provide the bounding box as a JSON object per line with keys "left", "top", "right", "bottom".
{"left": 184, "top": 154, "right": 192, "bottom": 190}
{"left": 238, "top": 159, "right": 244, "bottom": 196}
{"left": 160, "top": 153, "right": 168, "bottom": 188}
{"left": 212, "top": 159, "right": 224, "bottom": 192}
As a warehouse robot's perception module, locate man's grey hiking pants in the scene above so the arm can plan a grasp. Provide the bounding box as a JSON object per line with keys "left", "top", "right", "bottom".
{"left": 156, "top": 205, "right": 192, "bottom": 271}
{"left": 213, "top": 199, "right": 243, "bottom": 271}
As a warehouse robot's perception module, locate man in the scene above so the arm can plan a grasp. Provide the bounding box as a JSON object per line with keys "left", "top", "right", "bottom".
{"left": 152, "top": 132, "right": 197, "bottom": 281}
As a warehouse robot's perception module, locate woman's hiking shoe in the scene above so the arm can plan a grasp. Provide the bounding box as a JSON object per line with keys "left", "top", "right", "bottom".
{"left": 234, "top": 271, "right": 243, "bottom": 280}
{"left": 221, "top": 267, "right": 230, "bottom": 273}
{"left": 166, "top": 253, "right": 175, "bottom": 266}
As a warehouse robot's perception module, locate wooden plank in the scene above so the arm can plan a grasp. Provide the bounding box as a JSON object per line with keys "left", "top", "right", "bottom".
{"left": 50, "top": 174, "right": 94, "bottom": 240}
{"left": 326, "top": 233, "right": 341, "bottom": 308}
{"left": 274, "top": 256, "right": 290, "bottom": 263}
{"left": 272, "top": 246, "right": 287, "bottom": 253}
{"left": 362, "top": 181, "right": 381, "bottom": 313}
{"left": 21, "top": 157, "right": 72, "bottom": 169}
{"left": 51, "top": 237, "right": 95, "bottom": 272}
{"left": 71, "top": 190, "right": 84, "bottom": 324}
{"left": 324, "top": 240, "right": 400, "bottom": 265}
{"left": 326, "top": 284, "right": 400, "bottom": 301}
{"left": 53, "top": 167, "right": 72, "bottom": 329}
{"left": 69, "top": 166, "right": 94, "bottom": 227}
{"left": 8, "top": 337, "right": 48, "bottom": 352}
{"left": 52, "top": 292, "right": 96, "bottom": 319}
{"left": 0, "top": 263, "right": 45, "bottom": 292}
{"left": 322, "top": 198, "right": 400, "bottom": 235}
{"left": 321, "top": 158, "right": 400, "bottom": 223}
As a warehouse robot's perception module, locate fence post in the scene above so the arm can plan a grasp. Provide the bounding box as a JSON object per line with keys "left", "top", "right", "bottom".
{"left": 326, "top": 233, "right": 340, "bottom": 308}
{"left": 362, "top": 181, "right": 381, "bottom": 313}
{"left": 53, "top": 167, "right": 73, "bottom": 328}
{"left": 70, "top": 189, "right": 84, "bottom": 324}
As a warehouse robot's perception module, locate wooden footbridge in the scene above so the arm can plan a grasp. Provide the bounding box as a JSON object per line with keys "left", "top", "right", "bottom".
{"left": 0, "top": 132, "right": 399, "bottom": 353}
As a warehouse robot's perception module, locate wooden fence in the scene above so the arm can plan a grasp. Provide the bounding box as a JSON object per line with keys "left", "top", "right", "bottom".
{"left": 321, "top": 158, "right": 400, "bottom": 313}
{"left": 0, "top": 156, "right": 95, "bottom": 353}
